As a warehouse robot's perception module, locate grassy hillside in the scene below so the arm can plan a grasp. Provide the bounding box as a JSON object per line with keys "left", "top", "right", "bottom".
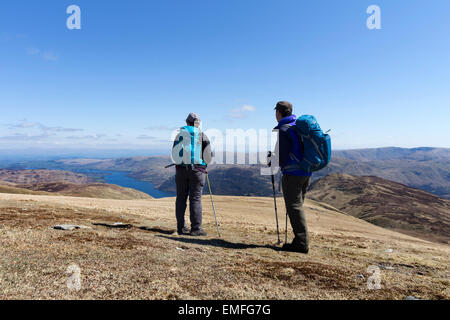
{"left": 18, "top": 182, "right": 152, "bottom": 200}
{"left": 0, "top": 169, "right": 152, "bottom": 200}
{"left": 0, "top": 192, "right": 448, "bottom": 299}
{"left": 308, "top": 174, "right": 450, "bottom": 244}
{"left": 314, "top": 158, "right": 450, "bottom": 199}
{"left": 0, "top": 184, "right": 52, "bottom": 196}
{"left": 0, "top": 169, "right": 88, "bottom": 185}
{"left": 0, "top": 182, "right": 152, "bottom": 200}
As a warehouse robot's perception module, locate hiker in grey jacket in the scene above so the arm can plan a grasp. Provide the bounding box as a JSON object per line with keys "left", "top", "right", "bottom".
{"left": 172, "top": 113, "right": 212, "bottom": 236}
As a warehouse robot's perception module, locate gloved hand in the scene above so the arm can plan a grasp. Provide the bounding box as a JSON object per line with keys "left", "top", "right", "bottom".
{"left": 196, "top": 167, "right": 207, "bottom": 174}
{"left": 267, "top": 151, "right": 273, "bottom": 167}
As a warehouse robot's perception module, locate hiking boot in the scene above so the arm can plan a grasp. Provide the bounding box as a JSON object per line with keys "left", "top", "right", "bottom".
{"left": 177, "top": 227, "right": 190, "bottom": 235}
{"left": 281, "top": 242, "right": 309, "bottom": 254}
{"left": 190, "top": 229, "right": 207, "bottom": 237}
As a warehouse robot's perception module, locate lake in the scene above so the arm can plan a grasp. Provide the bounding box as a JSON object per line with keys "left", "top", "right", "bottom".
{"left": 23, "top": 167, "right": 174, "bottom": 199}
{"left": 101, "top": 171, "right": 174, "bottom": 199}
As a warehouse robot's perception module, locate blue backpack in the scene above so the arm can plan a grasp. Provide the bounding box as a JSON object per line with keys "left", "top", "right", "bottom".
{"left": 172, "top": 126, "right": 206, "bottom": 166}
{"left": 288, "top": 115, "right": 331, "bottom": 172}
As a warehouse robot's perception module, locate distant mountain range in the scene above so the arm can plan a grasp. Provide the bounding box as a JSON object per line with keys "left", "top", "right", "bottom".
{"left": 308, "top": 173, "right": 450, "bottom": 244}
{"left": 3, "top": 147, "right": 449, "bottom": 199}
{"left": 333, "top": 147, "right": 450, "bottom": 161}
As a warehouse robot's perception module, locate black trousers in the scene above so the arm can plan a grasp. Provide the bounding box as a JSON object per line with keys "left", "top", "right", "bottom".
{"left": 175, "top": 166, "right": 206, "bottom": 232}
{"left": 281, "top": 175, "right": 311, "bottom": 250}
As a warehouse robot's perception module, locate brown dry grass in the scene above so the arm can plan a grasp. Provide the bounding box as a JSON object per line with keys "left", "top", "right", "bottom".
{"left": 0, "top": 182, "right": 152, "bottom": 201}
{"left": 0, "top": 193, "right": 448, "bottom": 300}
{"left": 308, "top": 173, "right": 450, "bottom": 244}
{"left": 0, "top": 169, "right": 88, "bottom": 185}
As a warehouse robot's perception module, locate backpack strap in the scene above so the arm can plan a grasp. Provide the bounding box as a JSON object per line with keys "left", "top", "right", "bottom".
{"left": 281, "top": 124, "right": 305, "bottom": 162}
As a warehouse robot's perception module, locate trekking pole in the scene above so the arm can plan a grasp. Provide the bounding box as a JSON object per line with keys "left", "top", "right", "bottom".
{"left": 277, "top": 173, "right": 288, "bottom": 244}
{"left": 269, "top": 162, "right": 282, "bottom": 245}
{"left": 206, "top": 173, "right": 221, "bottom": 237}
{"left": 268, "top": 152, "right": 281, "bottom": 244}
{"left": 285, "top": 210, "right": 288, "bottom": 244}
{"left": 164, "top": 164, "right": 176, "bottom": 169}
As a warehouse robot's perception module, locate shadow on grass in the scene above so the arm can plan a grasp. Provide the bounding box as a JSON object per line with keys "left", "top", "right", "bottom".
{"left": 138, "top": 226, "right": 175, "bottom": 235}
{"left": 157, "top": 235, "right": 280, "bottom": 251}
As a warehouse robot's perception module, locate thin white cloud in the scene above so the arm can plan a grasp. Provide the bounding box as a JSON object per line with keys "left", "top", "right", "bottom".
{"left": 145, "top": 125, "right": 179, "bottom": 131}
{"left": 137, "top": 134, "right": 157, "bottom": 140}
{"left": 2, "top": 32, "right": 27, "bottom": 41}
{"left": 10, "top": 120, "right": 38, "bottom": 129}
{"left": 8, "top": 120, "right": 82, "bottom": 133}
{"left": 26, "top": 46, "right": 59, "bottom": 61}
{"left": 45, "top": 126, "right": 82, "bottom": 133}
{"left": 228, "top": 105, "right": 257, "bottom": 119}
{"left": 27, "top": 47, "right": 40, "bottom": 55}
{"left": 41, "top": 51, "right": 59, "bottom": 61}
{"left": 65, "top": 134, "right": 107, "bottom": 140}
{"left": 242, "top": 105, "right": 256, "bottom": 112}
{"left": 0, "top": 133, "right": 54, "bottom": 141}
{"left": 0, "top": 121, "right": 172, "bottom": 147}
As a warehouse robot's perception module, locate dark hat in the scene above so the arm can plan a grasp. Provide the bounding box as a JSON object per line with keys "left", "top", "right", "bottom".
{"left": 186, "top": 112, "right": 200, "bottom": 123}
{"left": 274, "top": 101, "right": 293, "bottom": 115}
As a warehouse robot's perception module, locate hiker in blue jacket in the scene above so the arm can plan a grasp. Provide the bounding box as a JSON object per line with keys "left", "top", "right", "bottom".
{"left": 172, "top": 113, "right": 212, "bottom": 236}
{"left": 272, "top": 101, "right": 312, "bottom": 253}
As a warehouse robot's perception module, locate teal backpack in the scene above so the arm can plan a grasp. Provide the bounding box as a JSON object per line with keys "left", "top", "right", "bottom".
{"left": 289, "top": 115, "right": 331, "bottom": 172}
{"left": 172, "top": 126, "right": 206, "bottom": 166}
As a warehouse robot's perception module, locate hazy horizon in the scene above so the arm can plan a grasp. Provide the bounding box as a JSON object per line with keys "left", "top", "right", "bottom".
{"left": 0, "top": 145, "right": 448, "bottom": 163}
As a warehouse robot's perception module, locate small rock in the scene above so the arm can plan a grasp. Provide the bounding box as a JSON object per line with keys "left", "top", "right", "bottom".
{"left": 385, "top": 249, "right": 393, "bottom": 253}
{"left": 405, "top": 296, "right": 421, "bottom": 300}
{"left": 356, "top": 274, "right": 365, "bottom": 279}
{"left": 176, "top": 247, "right": 185, "bottom": 251}
{"left": 282, "top": 268, "right": 295, "bottom": 275}
{"left": 92, "top": 222, "right": 132, "bottom": 229}
{"left": 53, "top": 224, "right": 91, "bottom": 231}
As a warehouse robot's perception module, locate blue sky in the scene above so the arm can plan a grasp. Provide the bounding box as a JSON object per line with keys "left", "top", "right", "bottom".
{"left": 0, "top": 0, "right": 449, "bottom": 154}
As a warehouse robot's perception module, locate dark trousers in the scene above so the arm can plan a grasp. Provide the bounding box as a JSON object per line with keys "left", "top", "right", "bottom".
{"left": 175, "top": 166, "right": 206, "bottom": 232}
{"left": 281, "top": 175, "right": 311, "bottom": 250}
